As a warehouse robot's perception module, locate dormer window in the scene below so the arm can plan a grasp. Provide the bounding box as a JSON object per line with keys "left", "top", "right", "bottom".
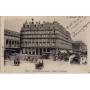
{"left": 27, "top": 25, "right": 29, "bottom": 28}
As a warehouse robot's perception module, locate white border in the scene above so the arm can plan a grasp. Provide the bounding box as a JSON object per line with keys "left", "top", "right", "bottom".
{"left": 0, "top": 0, "right": 90, "bottom": 90}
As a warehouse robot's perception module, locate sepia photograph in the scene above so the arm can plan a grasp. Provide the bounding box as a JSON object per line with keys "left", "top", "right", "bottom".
{"left": 3, "top": 16, "right": 88, "bottom": 73}
{"left": 1, "top": 1, "right": 90, "bottom": 90}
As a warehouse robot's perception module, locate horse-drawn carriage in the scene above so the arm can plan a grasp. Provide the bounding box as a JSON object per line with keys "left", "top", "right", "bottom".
{"left": 35, "top": 60, "right": 44, "bottom": 69}
{"left": 69, "top": 53, "right": 81, "bottom": 64}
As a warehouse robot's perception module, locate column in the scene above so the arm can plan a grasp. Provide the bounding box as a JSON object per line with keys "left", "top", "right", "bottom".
{"left": 27, "top": 48, "right": 29, "bottom": 54}
{"left": 38, "top": 48, "right": 40, "bottom": 55}
{"left": 22, "top": 48, "right": 25, "bottom": 54}
{"left": 35, "top": 48, "right": 36, "bottom": 55}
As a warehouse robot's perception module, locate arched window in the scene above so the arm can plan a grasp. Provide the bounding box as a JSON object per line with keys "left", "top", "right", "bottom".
{"left": 9, "top": 40, "right": 11, "bottom": 47}
{"left": 12, "top": 41, "right": 14, "bottom": 45}
{"left": 6, "top": 39, "right": 8, "bottom": 45}
{"left": 25, "top": 41, "right": 27, "bottom": 46}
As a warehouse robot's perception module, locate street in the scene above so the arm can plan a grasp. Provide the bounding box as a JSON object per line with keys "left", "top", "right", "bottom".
{"left": 4, "top": 59, "right": 88, "bottom": 73}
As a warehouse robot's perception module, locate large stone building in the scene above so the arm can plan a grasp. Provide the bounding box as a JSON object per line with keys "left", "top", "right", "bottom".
{"left": 20, "top": 19, "right": 72, "bottom": 58}
{"left": 4, "top": 29, "right": 20, "bottom": 57}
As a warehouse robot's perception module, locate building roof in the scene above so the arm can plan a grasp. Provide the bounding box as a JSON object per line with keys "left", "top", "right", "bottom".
{"left": 4, "top": 29, "right": 20, "bottom": 38}
{"left": 21, "top": 19, "right": 70, "bottom": 34}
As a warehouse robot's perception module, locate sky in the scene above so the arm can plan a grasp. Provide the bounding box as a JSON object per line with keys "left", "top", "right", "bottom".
{"left": 4, "top": 16, "right": 89, "bottom": 45}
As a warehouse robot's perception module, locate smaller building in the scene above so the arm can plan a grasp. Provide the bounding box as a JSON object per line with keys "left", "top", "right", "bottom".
{"left": 4, "top": 29, "right": 20, "bottom": 59}
{"left": 72, "top": 41, "right": 87, "bottom": 53}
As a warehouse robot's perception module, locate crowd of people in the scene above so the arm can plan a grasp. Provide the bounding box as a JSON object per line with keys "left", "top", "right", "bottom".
{"left": 4, "top": 51, "right": 87, "bottom": 69}
{"left": 57, "top": 51, "right": 87, "bottom": 64}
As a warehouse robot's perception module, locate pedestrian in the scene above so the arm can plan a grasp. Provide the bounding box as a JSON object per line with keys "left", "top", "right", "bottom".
{"left": 17, "top": 53, "right": 20, "bottom": 66}
{"left": 14, "top": 53, "right": 20, "bottom": 66}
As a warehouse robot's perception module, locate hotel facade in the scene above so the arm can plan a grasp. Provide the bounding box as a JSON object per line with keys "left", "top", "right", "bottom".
{"left": 20, "top": 19, "right": 72, "bottom": 58}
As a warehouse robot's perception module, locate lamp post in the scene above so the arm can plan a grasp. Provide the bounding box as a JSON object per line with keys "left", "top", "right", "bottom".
{"left": 53, "top": 26, "right": 56, "bottom": 61}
